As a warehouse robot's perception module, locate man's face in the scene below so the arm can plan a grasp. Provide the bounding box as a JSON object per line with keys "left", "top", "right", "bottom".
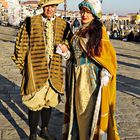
{"left": 43, "top": 4, "right": 57, "bottom": 19}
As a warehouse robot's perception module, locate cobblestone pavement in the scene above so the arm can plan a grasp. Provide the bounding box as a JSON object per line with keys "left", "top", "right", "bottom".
{"left": 0, "top": 26, "right": 140, "bottom": 140}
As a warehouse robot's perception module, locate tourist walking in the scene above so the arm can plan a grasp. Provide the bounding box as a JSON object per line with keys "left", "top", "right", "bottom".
{"left": 72, "top": 18, "right": 80, "bottom": 32}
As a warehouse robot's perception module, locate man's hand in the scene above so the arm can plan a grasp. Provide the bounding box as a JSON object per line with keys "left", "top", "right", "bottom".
{"left": 56, "top": 44, "right": 68, "bottom": 53}
{"left": 56, "top": 44, "right": 70, "bottom": 60}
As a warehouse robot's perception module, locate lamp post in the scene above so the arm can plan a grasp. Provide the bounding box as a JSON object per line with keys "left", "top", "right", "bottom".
{"left": 64, "top": 0, "right": 67, "bottom": 18}
{"left": 100, "top": 0, "right": 103, "bottom": 3}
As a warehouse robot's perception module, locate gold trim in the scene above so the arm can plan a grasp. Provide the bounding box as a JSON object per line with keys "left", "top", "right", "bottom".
{"left": 101, "top": 112, "right": 108, "bottom": 117}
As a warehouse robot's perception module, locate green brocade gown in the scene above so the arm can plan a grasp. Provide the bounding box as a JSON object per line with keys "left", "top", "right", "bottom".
{"left": 69, "top": 35, "right": 101, "bottom": 140}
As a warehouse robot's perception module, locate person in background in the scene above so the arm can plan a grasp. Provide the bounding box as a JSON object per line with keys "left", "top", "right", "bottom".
{"left": 62, "top": 0, "right": 120, "bottom": 140}
{"left": 72, "top": 18, "right": 80, "bottom": 32}
{"left": 11, "top": 0, "right": 72, "bottom": 139}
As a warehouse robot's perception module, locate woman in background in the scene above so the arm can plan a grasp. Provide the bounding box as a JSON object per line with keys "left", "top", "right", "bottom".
{"left": 63, "top": 0, "right": 120, "bottom": 140}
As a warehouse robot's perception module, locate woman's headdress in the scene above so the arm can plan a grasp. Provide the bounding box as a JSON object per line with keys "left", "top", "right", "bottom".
{"left": 79, "top": 0, "right": 102, "bottom": 18}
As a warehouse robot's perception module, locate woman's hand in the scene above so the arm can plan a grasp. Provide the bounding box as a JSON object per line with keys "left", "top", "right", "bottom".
{"left": 100, "top": 68, "right": 111, "bottom": 87}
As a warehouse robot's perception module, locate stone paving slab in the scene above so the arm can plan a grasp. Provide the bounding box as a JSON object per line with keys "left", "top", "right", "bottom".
{"left": 0, "top": 26, "right": 140, "bottom": 140}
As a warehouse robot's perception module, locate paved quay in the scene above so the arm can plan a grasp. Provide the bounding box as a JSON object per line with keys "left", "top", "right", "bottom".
{"left": 0, "top": 25, "right": 140, "bottom": 140}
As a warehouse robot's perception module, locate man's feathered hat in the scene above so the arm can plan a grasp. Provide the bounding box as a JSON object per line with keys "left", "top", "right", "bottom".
{"left": 38, "top": 0, "right": 64, "bottom": 8}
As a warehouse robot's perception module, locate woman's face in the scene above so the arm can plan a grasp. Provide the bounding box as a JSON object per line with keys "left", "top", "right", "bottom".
{"left": 80, "top": 7, "right": 94, "bottom": 24}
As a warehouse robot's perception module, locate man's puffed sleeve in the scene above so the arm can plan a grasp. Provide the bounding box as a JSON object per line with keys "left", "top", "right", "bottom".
{"left": 11, "top": 20, "right": 29, "bottom": 74}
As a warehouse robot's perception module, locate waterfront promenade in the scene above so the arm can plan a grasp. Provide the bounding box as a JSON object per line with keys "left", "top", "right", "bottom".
{"left": 0, "top": 25, "right": 140, "bottom": 140}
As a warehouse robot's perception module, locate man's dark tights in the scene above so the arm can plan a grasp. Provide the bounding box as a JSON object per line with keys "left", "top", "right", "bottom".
{"left": 28, "top": 108, "right": 52, "bottom": 134}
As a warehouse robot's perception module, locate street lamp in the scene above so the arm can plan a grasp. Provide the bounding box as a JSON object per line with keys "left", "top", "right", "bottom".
{"left": 64, "top": 0, "right": 67, "bottom": 18}
{"left": 100, "top": 0, "right": 103, "bottom": 3}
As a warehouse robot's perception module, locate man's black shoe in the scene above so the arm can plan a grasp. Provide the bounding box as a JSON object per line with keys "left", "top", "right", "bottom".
{"left": 29, "top": 134, "right": 37, "bottom": 140}
{"left": 40, "top": 127, "right": 56, "bottom": 140}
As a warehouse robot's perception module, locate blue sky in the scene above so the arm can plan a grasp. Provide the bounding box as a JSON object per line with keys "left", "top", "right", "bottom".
{"left": 58, "top": 0, "right": 140, "bottom": 15}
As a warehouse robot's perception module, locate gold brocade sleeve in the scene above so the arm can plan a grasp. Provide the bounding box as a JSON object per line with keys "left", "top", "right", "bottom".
{"left": 11, "top": 22, "right": 29, "bottom": 74}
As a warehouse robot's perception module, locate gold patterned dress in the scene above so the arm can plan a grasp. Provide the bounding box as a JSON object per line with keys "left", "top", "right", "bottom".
{"left": 67, "top": 32, "right": 101, "bottom": 140}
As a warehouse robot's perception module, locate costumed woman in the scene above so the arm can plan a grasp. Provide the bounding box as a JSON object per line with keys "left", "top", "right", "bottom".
{"left": 62, "top": 0, "right": 120, "bottom": 140}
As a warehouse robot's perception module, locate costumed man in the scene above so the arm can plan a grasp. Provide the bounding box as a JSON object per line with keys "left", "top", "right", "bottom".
{"left": 62, "top": 0, "right": 120, "bottom": 140}
{"left": 11, "top": 0, "right": 73, "bottom": 139}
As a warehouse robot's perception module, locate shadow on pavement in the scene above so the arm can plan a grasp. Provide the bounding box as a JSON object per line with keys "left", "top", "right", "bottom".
{"left": 117, "top": 74, "right": 140, "bottom": 97}
{"left": 0, "top": 74, "right": 28, "bottom": 138}
{"left": 117, "top": 53, "right": 140, "bottom": 60}
{"left": 0, "top": 74, "right": 65, "bottom": 139}
{"left": 115, "top": 46, "right": 140, "bottom": 53}
{"left": 118, "top": 61, "right": 140, "bottom": 69}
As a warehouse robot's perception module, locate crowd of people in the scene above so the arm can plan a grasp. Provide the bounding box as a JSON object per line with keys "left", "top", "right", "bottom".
{"left": 68, "top": 18, "right": 140, "bottom": 42}
{"left": 11, "top": 0, "right": 120, "bottom": 140}
{"left": 103, "top": 19, "right": 140, "bottom": 42}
